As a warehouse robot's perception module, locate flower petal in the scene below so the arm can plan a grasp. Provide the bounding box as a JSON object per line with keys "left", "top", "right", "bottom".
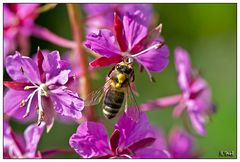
{"left": 3, "top": 121, "right": 23, "bottom": 158}
{"left": 89, "top": 55, "right": 122, "bottom": 69}
{"left": 49, "top": 88, "right": 84, "bottom": 120}
{"left": 174, "top": 47, "right": 192, "bottom": 91}
{"left": 4, "top": 4, "right": 17, "bottom": 27}
{"left": 4, "top": 81, "right": 29, "bottom": 91}
{"left": 188, "top": 111, "right": 206, "bottom": 136}
{"left": 4, "top": 89, "right": 37, "bottom": 121}
{"left": 24, "top": 122, "right": 45, "bottom": 157}
{"left": 134, "top": 148, "right": 170, "bottom": 158}
{"left": 168, "top": 127, "right": 194, "bottom": 158}
{"left": 110, "top": 129, "right": 120, "bottom": 153}
{"left": 115, "top": 112, "right": 158, "bottom": 148}
{"left": 15, "top": 4, "right": 39, "bottom": 20}
{"left": 42, "top": 51, "right": 71, "bottom": 85}
{"left": 42, "top": 98, "right": 55, "bottom": 133}
{"left": 137, "top": 40, "right": 169, "bottom": 72}
{"left": 123, "top": 11, "right": 148, "bottom": 49}
{"left": 114, "top": 13, "right": 128, "bottom": 52}
{"left": 5, "top": 52, "right": 40, "bottom": 83}
{"left": 85, "top": 29, "right": 121, "bottom": 57}
{"left": 69, "top": 121, "right": 111, "bottom": 158}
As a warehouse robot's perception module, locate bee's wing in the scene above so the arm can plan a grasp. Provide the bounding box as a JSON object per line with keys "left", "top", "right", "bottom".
{"left": 124, "top": 83, "right": 140, "bottom": 122}
{"left": 84, "top": 78, "right": 112, "bottom": 106}
{"left": 84, "top": 88, "right": 105, "bottom": 106}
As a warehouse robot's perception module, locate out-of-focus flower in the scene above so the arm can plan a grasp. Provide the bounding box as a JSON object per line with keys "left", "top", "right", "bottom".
{"left": 85, "top": 11, "right": 169, "bottom": 77}
{"left": 173, "top": 47, "right": 215, "bottom": 135}
{"left": 4, "top": 120, "right": 44, "bottom": 158}
{"left": 69, "top": 112, "right": 170, "bottom": 159}
{"left": 4, "top": 4, "right": 40, "bottom": 58}
{"left": 168, "top": 127, "right": 197, "bottom": 158}
{"left": 83, "top": 4, "right": 152, "bottom": 33}
{"left": 4, "top": 48, "right": 84, "bottom": 132}
{"left": 131, "top": 48, "right": 215, "bottom": 136}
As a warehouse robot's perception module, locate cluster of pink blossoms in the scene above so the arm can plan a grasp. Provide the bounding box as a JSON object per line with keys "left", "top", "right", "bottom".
{"left": 3, "top": 4, "right": 215, "bottom": 159}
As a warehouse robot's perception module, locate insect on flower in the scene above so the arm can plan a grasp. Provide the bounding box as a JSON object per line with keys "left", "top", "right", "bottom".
{"left": 85, "top": 11, "right": 169, "bottom": 82}
{"left": 85, "top": 58, "right": 140, "bottom": 121}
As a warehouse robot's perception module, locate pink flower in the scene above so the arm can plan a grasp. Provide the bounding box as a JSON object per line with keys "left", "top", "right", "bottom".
{"left": 85, "top": 11, "right": 169, "bottom": 75}
{"left": 4, "top": 120, "right": 44, "bottom": 158}
{"left": 130, "top": 47, "right": 215, "bottom": 136}
{"left": 4, "top": 48, "right": 84, "bottom": 132}
{"left": 83, "top": 4, "right": 152, "bottom": 33}
{"left": 69, "top": 112, "right": 170, "bottom": 158}
{"left": 168, "top": 127, "right": 197, "bottom": 158}
{"left": 173, "top": 47, "right": 215, "bottom": 135}
{"left": 4, "top": 4, "right": 40, "bottom": 57}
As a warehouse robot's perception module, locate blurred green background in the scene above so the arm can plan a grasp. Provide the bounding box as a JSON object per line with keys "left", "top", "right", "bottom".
{"left": 8, "top": 4, "right": 236, "bottom": 159}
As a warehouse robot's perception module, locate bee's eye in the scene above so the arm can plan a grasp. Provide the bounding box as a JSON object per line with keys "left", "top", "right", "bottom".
{"left": 117, "top": 66, "right": 123, "bottom": 71}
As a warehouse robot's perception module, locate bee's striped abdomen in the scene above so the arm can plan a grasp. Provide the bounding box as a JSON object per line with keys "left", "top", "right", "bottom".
{"left": 103, "top": 89, "right": 124, "bottom": 119}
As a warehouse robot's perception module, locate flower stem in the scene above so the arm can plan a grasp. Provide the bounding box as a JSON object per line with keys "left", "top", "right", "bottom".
{"left": 135, "top": 94, "right": 182, "bottom": 111}
{"left": 31, "top": 24, "right": 76, "bottom": 48}
{"left": 67, "top": 4, "right": 96, "bottom": 121}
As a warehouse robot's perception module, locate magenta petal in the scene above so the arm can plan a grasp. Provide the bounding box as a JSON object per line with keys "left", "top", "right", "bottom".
{"left": 85, "top": 29, "right": 121, "bottom": 57}
{"left": 169, "top": 127, "right": 194, "bottom": 158}
{"left": 89, "top": 55, "right": 122, "bottom": 69}
{"left": 110, "top": 129, "right": 120, "bottom": 153}
{"left": 37, "top": 48, "right": 44, "bottom": 77}
{"left": 50, "top": 88, "right": 84, "bottom": 120}
{"left": 4, "top": 4, "right": 17, "bottom": 27}
{"left": 115, "top": 112, "right": 156, "bottom": 147}
{"left": 42, "top": 51, "right": 71, "bottom": 85}
{"left": 15, "top": 4, "right": 39, "bottom": 20}
{"left": 174, "top": 47, "right": 192, "bottom": 91}
{"left": 42, "top": 50, "right": 60, "bottom": 73}
{"left": 4, "top": 81, "right": 29, "bottom": 90}
{"left": 137, "top": 41, "right": 169, "bottom": 72}
{"left": 69, "top": 121, "right": 111, "bottom": 158}
{"left": 123, "top": 11, "right": 148, "bottom": 49}
{"left": 4, "top": 89, "right": 37, "bottom": 121}
{"left": 114, "top": 13, "right": 128, "bottom": 52}
{"left": 128, "top": 137, "right": 155, "bottom": 152}
{"left": 134, "top": 148, "right": 170, "bottom": 158}
{"left": 188, "top": 111, "right": 206, "bottom": 136}
{"left": 24, "top": 123, "right": 45, "bottom": 157}
{"left": 4, "top": 121, "right": 23, "bottom": 158}
{"left": 5, "top": 52, "right": 41, "bottom": 83}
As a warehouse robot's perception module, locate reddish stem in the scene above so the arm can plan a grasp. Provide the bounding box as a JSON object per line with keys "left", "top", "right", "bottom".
{"left": 134, "top": 94, "right": 182, "bottom": 112}
{"left": 31, "top": 24, "right": 76, "bottom": 48}
{"left": 67, "top": 4, "right": 96, "bottom": 121}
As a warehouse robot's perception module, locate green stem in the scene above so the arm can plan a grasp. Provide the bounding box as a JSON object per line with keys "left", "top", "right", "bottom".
{"left": 66, "top": 4, "right": 96, "bottom": 121}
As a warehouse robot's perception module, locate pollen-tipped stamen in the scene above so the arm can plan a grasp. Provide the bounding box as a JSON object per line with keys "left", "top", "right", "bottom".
{"left": 131, "top": 42, "right": 164, "bottom": 58}
{"left": 37, "top": 88, "right": 45, "bottom": 126}
{"left": 24, "top": 85, "right": 38, "bottom": 90}
{"left": 23, "top": 89, "right": 38, "bottom": 118}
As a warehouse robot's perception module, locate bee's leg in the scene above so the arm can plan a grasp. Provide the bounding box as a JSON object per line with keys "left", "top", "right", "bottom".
{"left": 131, "top": 71, "right": 135, "bottom": 82}
{"left": 108, "top": 66, "right": 116, "bottom": 77}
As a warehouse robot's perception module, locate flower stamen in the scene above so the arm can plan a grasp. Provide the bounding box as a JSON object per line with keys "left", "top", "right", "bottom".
{"left": 131, "top": 42, "right": 164, "bottom": 58}
{"left": 23, "top": 89, "right": 38, "bottom": 118}
{"left": 37, "top": 88, "right": 44, "bottom": 126}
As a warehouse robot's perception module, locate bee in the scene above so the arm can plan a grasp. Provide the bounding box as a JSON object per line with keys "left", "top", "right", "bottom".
{"left": 85, "top": 59, "right": 140, "bottom": 121}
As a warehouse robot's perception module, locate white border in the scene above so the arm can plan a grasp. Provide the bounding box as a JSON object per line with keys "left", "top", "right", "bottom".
{"left": 0, "top": 0, "right": 238, "bottom": 161}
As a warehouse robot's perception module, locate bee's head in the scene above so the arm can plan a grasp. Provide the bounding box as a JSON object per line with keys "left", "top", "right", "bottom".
{"left": 116, "top": 62, "right": 133, "bottom": 74}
